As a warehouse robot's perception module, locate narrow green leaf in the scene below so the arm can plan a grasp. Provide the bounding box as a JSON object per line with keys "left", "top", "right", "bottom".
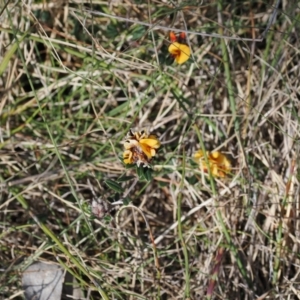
{"left": 129, "top": 25, "right": 146, "bottom": 41}
{"left": 105, "top": 179, "right": 123, "bottom": 193}
{"left": 0, "top": 32, "right": 28, "bottom": 77}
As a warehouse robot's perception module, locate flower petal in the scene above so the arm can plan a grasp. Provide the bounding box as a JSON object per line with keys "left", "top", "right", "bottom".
{"left": 139, "top": 137, "right": 160, "bottom": 158}
{"left": 123, "top": 129, "right": 161, "bottom": 166}
{"left": 168, "top": 42, "right": 190, "bottom": 64}
{"left": 139, "top": 143, "right": 154, "bottom": 158}
{"left": 140, "top": 138, "right": 160, "bottom": 148}
{"left": 123, "top": 150, "right": 133, "bottom": 164}
{"left": 194, "top": 150, "right": 231, "bottom": 177}
{"left": 169, "top": 31, "right": 177, "bottom": 42}
{"left": 194, "top": 150, "right": 204, "bottom": 159}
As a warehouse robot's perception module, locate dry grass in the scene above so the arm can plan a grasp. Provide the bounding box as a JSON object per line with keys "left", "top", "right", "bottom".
{"left": 1, "top": 1, "right": 300, "bottom": 299}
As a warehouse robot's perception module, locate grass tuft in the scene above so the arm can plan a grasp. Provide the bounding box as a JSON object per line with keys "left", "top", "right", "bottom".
{"left": 1, "top": 1, "right": 300, "bottom": 299}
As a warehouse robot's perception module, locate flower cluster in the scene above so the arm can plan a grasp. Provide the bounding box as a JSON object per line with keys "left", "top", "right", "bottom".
{"left": 122, "top": 129, "right": 231, "bottom": 178}
{"left": 94, "top": 30, "right": 231, "bottom": 221}
{"left": 123, "top": 130, "right": 161, "bottom": 167}
{"left": 168, "top": 31, "right": 191, "bottom": 65}
{"left": 194, "top": 150, "right": 232, "bottom": 178}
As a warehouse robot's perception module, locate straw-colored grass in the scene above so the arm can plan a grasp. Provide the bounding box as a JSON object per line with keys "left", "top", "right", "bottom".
{"left": 1, "top": 1, "right": 300, "bottom": 299}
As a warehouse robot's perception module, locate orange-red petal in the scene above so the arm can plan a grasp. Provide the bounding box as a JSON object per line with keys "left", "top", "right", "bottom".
{"left": 169, "top": 31, "right": 177, "bottom": 42}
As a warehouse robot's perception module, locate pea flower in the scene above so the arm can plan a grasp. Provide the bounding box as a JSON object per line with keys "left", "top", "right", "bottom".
{"left": 123, "top": 130, "right": 160, "bottom": 167}
{"left": 194, "top": 150, "right": 231, "bottom": 178}
{"left": 168, "top": 31, "right": 191, "bottom": 65}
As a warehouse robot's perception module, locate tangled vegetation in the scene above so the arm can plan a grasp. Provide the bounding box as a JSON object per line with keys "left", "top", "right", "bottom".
{"left": 1, "top": 1, "right": 300, "bottom": 299}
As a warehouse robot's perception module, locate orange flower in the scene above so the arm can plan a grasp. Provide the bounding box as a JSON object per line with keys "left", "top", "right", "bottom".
{"left": 194, "top": 150, "right": 231, "bottom": 178}
{"left": 168, "top": 31, "right": 191, "bottom": 64}
{"left": 123, "top": 130, "right": 160, "bottom": 167}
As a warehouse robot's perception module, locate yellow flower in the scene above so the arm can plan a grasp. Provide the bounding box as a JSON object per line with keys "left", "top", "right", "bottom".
{"left": 123, "top": 130, "right": 160, "bottom": 166}
{"left": 168, "top": 42, "right": 191, "bottom": 65}
{"left": 194, "top": 150, "right": 231, "bottom": 178}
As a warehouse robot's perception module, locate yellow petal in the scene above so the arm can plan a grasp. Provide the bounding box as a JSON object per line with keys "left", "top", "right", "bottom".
{"left": 139, "top": 137, "right": 160, "bottom": 158}
{"left": 139, "top": 143, "right": 154, "bottom": 158}
{"left": 194, "top": 150, "right": 204, "bottom": 159}
{"left": 194, "top": 150, "right": 231, "bottom": 177}
{"left": 211, "top": 152, "right": 225, "bottom": 164}
{"left": 211, "top": 152, "right": 231, "bottom": 168}
{"left": 211, "top": 164, "right": 220, "bottom": 177}
{"left": 123, "top": 150, "right": 133, "bottom": 164}
{"left": 210, "top": 152, "right": 221, "bottom": 160}
{"left": 168, "top": 42, "right": 181, "bottom": 55}
{"left": 140, "top": 138, "right": 160, "bottom": 148}
{"left": 168, "top": 42, "right": 190, "bottom": 64}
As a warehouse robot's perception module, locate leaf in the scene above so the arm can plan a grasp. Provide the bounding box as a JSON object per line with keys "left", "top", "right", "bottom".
{"left": 129, "top": 25, "right": 146, "bottom": 41}
{"left": 33, "top": 9, "right": 52, "bottom": 24}
{"left": 143, "top": 167, "right": 153, "bottom": 181}
{"left": 105, "top": 23, "right": 120, "bottom": 39}
{"left": 158, "top": 180, "right": 168, "bottom": 188}
{"left": 117, "top": 175, "right": 136, "bottom": 182}
{"left": 105, "top": 179, "right": 123, "bottom": 193}
{"left": 0, "top": 31, "right": 28, "bottom": 77}
{"left": 136, "top": 165, "right": 145, "bottom": 180}
{"left": 123, "top": 197, "right": 131, "bottom": 205}
{"left": 137, "top": 166, "right": 153, "bottom": 181}
{"left": 186, "top": 175, "right": 198, "bottom": 185}
{"left": 159, "top": 45, "right": 174, "bottom": 66}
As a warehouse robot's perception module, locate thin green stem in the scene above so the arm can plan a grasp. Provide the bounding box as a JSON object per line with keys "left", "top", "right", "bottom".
{"left": 178, "top": 149, "right": 190, "bottom": 299}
